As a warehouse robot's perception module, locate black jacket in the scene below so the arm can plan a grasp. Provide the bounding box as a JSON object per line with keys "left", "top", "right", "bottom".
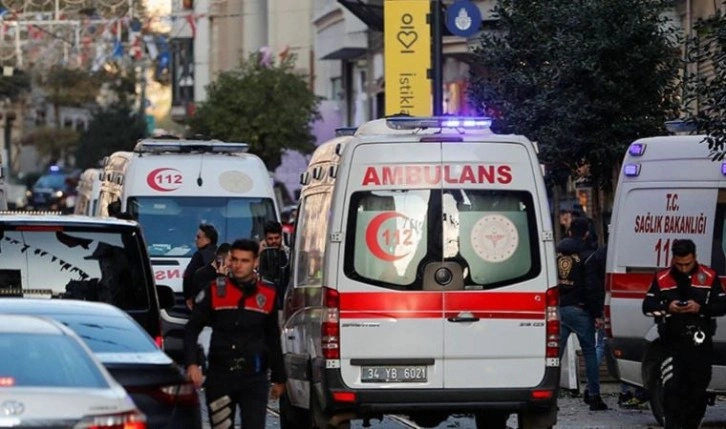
{"left": 556, "top": 237, "right": 597, "bottom": 316}
{"left": 643, "top": 264, "right": 726, "bottom": 345}
{"left": 183, "top": 244, "right": 217, "bottom": 300}
{"left": 184, "top": 276, "right": 286, "bottom": 383}
{"left": 584, "top": 245, "right": 607, "bottom": 319}
{"left": 192, "top": 264, "right": 218, "bottom": 299}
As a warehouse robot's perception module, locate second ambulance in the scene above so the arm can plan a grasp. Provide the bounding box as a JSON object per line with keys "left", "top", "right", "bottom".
{"left": 96, "top": 139, "right": 279, "bottom": 361}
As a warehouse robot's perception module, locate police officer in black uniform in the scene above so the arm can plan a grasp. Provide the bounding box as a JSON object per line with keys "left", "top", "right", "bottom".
{"left": 643, "top": 239, "right": 726, "bottom": 429}
{"left": 185, "top": 238, "right": 286, "bottom": 429}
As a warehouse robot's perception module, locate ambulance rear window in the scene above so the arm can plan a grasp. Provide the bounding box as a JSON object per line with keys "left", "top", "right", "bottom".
{"left": 344, "top": 189, "right": 541, "bottom": 290}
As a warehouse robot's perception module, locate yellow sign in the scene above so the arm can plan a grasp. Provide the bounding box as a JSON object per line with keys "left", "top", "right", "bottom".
{"left": 384, "top": 0, "right": 431, "bottom": 116}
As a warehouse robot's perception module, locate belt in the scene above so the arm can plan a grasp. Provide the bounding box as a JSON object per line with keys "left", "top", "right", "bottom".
{"left": 209, "top": 354, "right": 266, "bottom": 373}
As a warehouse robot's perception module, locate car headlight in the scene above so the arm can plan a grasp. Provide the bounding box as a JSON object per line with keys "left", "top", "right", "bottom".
{"left": 54, "top": 190, "right": 64, "bottom": 198}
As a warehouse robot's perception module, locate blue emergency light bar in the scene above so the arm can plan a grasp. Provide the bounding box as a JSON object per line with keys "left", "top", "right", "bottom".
{"left": 386, "top": 116, "right": 493, "bottom": 130}
{"left": 134, "top": 140, "right": 249, "bottom": 154}
{"left": 623, "top": 163, "right": 641, "bottom": 177}
{"left": 721, "top": 162, "right": 726, "bottom": 176}
{"left": 629, "top": 143, "right": 646, "bottom": 156}
{"left": 335, "top": 127, "right": 357, "bottom": 137}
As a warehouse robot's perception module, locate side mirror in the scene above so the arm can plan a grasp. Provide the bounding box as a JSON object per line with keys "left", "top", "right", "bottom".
{"left": 156, "top": 284, "right": 175, "bottom": 310}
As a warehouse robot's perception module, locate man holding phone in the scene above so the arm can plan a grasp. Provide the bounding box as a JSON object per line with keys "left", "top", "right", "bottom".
{"left": 190, "top": 243, "right": 232, "bottom": 309}
{"left": 643, "top": 239, "right": 726, "bottom": 429}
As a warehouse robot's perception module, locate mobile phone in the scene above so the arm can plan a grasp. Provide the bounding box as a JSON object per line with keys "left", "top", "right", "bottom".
{"left": 216, "top": 255, "right": 224, "bottom": 267}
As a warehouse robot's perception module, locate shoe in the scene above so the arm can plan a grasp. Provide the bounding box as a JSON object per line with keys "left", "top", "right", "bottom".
{"left": 589, "top": 395, "right": 609, "bottom": 411}
{"left": 583, "top": 389, "right": 590, "bottom": 405}
{"left": 620, "top": 397, "right": 648, "bottom": 410}
{"left": 618, "top": 391, "right": 633, "bottom": 406}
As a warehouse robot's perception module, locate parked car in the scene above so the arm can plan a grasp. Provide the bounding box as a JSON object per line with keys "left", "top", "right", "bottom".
{"left": 0, "top": 314, "right": 146, "bottom": 428}
{"left": 0, "top": 299, "right": 201, "bottom": 429}
{"left": 0, "top": 213, "right": 175, "bottom": 350}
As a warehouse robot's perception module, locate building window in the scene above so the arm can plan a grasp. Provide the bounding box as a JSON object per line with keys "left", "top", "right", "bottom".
{"left": 331, "top": 77, "right": 342, "bottom": 101}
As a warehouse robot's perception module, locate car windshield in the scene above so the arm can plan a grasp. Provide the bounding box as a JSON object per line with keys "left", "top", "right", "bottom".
{"left": 0, "top": 225, "right": 150, "bottom": 310}
{"left": 34, "top": 174, "right": 67, "bottom": 189}
{"left": 127, "top": 196, "right": 277, "bottom": 257}
{"left": 53, "top": 314, "right": 158, "bottom": 354}
{"left": 0, "top": 333, "right": 109, "bottom": 388}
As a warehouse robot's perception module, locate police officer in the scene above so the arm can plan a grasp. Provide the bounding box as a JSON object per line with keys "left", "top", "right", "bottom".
{"left": 643, "top": 239, "right": 726, "bottom": 429}
{"left": 185, "top": 238, "right": 286, "bottom": 429}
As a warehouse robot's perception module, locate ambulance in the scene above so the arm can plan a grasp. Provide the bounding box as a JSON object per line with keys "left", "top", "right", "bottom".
{"left": 73, "top": 167, "right": 101, "bottom": 216}
{"left": 96, "top": 139, "right": 279, "bottom": 361}
{"left": 605, "top": 135, "right": 726, "bottom": 424}
{"left": 280, "top": 117, "right": 559, "bottom": 429}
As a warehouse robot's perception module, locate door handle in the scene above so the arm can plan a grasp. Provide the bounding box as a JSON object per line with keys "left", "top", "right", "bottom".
{"left": 447, "top": 311, "right": 480, "bottom": 323}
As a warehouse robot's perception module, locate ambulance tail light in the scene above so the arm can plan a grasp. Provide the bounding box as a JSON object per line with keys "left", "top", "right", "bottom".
{"left": 604, "top": 304, "right": 612, "bottom": 338}
{"left": 545, "top": 287, "right": 560, "bottom": 365}
{"left": 623, "top": 163, "right": 641, "bottom": 177}
{"left": 322, "top": 287, "right": 340, "bottom": 360}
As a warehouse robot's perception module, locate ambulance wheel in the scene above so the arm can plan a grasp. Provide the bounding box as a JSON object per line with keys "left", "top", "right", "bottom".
{"left": 474, "top": 411, "right": 509, "bottom": 429}
{"left": 517, "top": 406, "right": 556, "bottom": 429}
{"left": 643, "top": 350, "right": 666, "bottom": 427}
{"left": 646, "top": 368, "right": 665, "bottom": 427}
{"left": 279, "top": 391, "right": 311, "bottom": 429}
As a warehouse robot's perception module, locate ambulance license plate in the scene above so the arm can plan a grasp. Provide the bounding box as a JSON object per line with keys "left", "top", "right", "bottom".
{"left": 361, "top": 366, "right": 427, "bottom": 383}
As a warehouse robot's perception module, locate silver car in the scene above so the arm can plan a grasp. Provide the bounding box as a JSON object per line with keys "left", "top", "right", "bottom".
{"left": 0, "top": 314, "right": 146, "bottom": 428}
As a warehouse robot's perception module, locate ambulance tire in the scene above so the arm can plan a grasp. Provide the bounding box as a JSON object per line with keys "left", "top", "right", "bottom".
{"left": 517, "top": 406, "right": 556, "bottom": 429}
{"left": 474, "top": 411, "right": 509, "bottom": 429}
{"left": 279, "top": 391, "right": 311, "bottom": 429}
{"left": 643, "top": 349, "right": 666, "bottom": 427}
{"left": 311, "top": 392, "right": 351, "bottom": 429}
{"left": 646, "top": 370, "right": 665, "bottom": 427}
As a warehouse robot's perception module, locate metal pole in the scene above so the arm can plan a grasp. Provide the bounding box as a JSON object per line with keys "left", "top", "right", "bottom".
{"left": 431, "top": 0, "right": 443, "bottom": 116}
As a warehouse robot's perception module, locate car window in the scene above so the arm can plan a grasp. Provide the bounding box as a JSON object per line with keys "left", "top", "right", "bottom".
{"left": 294, "top": 192, "right": 332, "bottom": 287}
{"left": 0, "top": 225, "right": 150, "bottom": 310}
{"left": 0, "top": 333, "right": 109, "bottom": 388}
{"left": 344, "top": 189, "right": 541, "bottom": 290}
{"left": 34, "top": 174, "right": 67, "bottom": 189}
{"left": 54, "top": 314, "right": 158, "bottom": 353}
{"left": 127, "top": 196, "right": 277, "bottom": 257}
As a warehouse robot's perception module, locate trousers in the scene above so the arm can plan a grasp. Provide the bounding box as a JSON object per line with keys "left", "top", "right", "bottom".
{"left": 661, "top": 340, "right": 712, "bottom": 429}
{"left": 205, "top": 372, "right": 269, "bottom": 429}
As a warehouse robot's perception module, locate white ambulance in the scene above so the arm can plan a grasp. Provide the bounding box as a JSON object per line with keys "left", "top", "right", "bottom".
{"left": 73, "top": 167, "right": 101, "bottom": 216}
{"left": 96, "top": 139, "right": 279, "bottom": 361}
{"left": 605, "top": 135, "right": 726, "bottom": 424}
{"left": 280, "top": 117, "right": 559, "bottom": 429}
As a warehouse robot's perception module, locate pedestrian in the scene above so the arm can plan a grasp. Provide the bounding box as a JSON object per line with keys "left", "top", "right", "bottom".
{"left": 643, "top": 238, "right": 726, "bottom": 429}
{"left": 556, "top": 217, "right": 608, "bottom": 410}
{"left": 258, "top": 221, "right": 290, "bottom": 310}
{"left": 190, "top": 242, "right": 231, "bottom": 308}
{"left": 184, "top": 238, "right": 286, "bottom": 429}
{"left": 183, "top": 224, "right": 218, "bottom": 309}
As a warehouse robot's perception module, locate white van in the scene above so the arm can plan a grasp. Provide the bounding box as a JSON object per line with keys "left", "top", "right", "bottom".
{"left": 605, "top": 135, "right": 726, "bottom": 424}
{"left": 96, "top": 139, "right": 279, "bottom": 362}
{"left": 280, "top": 117, "right": 559, "bottom": 429}
{"left": 74, "top": 168, "right": 101, "bottom": 216}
